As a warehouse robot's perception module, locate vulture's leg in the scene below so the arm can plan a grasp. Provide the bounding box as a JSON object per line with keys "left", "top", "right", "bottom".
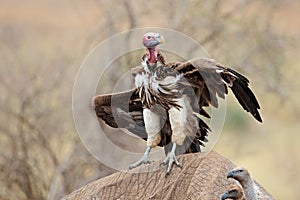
{"left": 161, "top": 95, "right": 198, "bottom": 175}
{"left": 129, "top": 146, "right": 151, "bottom": 169}
{"left": 129, "top": 109, "right": 161, "bottom": 170}
{"left": 160, "top": 143, "right": 182, "bottom": 175}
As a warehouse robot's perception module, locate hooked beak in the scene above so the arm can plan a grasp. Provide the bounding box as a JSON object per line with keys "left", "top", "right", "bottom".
{"left": 156, "top": 35, "right": 165, "bottom": 44}
{"left": 221, "top": 192, "right": 229, "bottom": 200}
{"left": 227, "top": 171, "right": 234, "bottom": 179}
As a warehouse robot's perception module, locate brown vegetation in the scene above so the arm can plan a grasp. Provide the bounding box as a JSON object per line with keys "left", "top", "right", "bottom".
{"left": 0, "top": 0, "right": 299, "bottom": 199}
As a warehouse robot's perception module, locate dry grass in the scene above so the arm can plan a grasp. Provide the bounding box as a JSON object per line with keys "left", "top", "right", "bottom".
{"left": 0, "top": 0, "right": 299, "bottom": 199}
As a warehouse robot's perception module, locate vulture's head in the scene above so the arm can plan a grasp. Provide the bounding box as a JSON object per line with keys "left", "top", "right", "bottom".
{"left": 142, "top": 32, "right": 164, "bottom": 64}
{"left": 221, "top": 185, "right": 244, "bottom": 200}
{"left": 142, "top": 32, "right": 164, "bottom": 48}
{"left": 227, "top": 166, "right": 251, "bottom": 184}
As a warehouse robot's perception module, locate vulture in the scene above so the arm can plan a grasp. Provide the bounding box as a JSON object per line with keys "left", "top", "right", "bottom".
{"left": 227, "top": 167, "right": 259, "bottom": 200}
{"left": 93, "top": 32, "right": 262, "bottom": 174}
{"left": 221, "top": 185, "right": 245, "bottom": 200}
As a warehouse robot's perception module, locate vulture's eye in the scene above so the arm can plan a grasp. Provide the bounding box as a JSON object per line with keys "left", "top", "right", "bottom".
{"left": 147, "top": 36, "right": 151, "bottom": 39}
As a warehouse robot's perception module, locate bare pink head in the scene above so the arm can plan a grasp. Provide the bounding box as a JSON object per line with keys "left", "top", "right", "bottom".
{"left": 142, "top": 32, "right": 164, "bottom": 64}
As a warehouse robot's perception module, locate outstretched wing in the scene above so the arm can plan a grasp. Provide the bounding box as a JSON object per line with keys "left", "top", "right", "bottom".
{"left": 173, "top": 57, "right": 262, "bottom": 122}
{"left": 93, "top": 89, "right": 147, "bottom": 139}
{"left": 93, "top": 88, "right": 175, "bottom": 153}
{"left": 93, "top": 57, "right": 262, "bottom": 155}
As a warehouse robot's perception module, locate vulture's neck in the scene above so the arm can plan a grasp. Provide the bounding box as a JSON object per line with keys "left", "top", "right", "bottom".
{"left": 146, "top": 46, "right": 159, "bottom": 65}
{"left": 241, "top": 179, "right": 258, "bottom": 200}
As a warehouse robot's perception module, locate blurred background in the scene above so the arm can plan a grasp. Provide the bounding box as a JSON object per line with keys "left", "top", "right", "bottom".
{"left": 0, "top": 0, "right": 299, "bottom": 199}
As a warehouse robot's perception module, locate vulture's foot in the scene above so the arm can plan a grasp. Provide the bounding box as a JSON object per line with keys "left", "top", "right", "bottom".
{"left": 160, "top": 143, "right": 182, "bottom": 176}
{"left": 129, "top": 146, "right": 151, "bottom": 170}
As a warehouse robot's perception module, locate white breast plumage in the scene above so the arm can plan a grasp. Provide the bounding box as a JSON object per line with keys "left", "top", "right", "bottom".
{"left": 151, "top": 73, "right": 182, "bottom": 95}
{"left": 134, "top": 72, "right": 148, "bottom": 88}
{"left": 136, "top": 60, "right": 182, "bottom": 95}
{"left": 134, "top": 59, "right": 151, "bottom": 88}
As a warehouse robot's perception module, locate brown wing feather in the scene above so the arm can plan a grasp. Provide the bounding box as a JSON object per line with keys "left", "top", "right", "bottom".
{"left": 93, "top": 88, "right": 177, "bottom": 152}
{"left": 173, "top": 57, "right": 262, "bottom": 122}
{"left": 93, "top": 89, "right": 148, "bottom": 138}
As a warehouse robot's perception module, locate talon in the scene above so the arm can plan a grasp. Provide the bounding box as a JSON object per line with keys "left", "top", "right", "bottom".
{"left": 129, "top": 160, "right": 149, "bottom": 170}
{"left": 177, "top": 163, "right": 182, "bottom": 169}
{"left": 165, "top": 172, "right": 170, "bottom": 177}
{"left": 129, "top": 146, "right": 151, "bottom": 170}
{"left": 174, "top": 157, "right": 182, "bottom": 168}
{"left": 160, "top": 157, "right": 168, "bottom": 166}
{"left": 129, "top": 157, "right": 151, "bottom": 169}
{"left": 161, "top": 143, "right": 181, "bottom": 175}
